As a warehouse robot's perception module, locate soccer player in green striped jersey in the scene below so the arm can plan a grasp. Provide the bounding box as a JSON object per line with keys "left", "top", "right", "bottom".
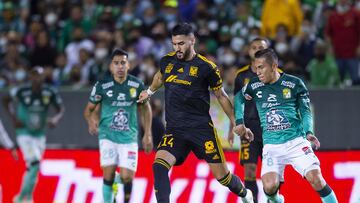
{"left": 234, "top": 48, "right": 338, "bottom": 203}
{"left": 84, "top": 49, "right": 153, "bottom": 203}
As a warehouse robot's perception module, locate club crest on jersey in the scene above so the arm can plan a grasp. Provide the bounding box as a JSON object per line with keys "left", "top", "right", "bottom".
{"left": 189, "top": 66, "right": 198, "bottom": 77}
{"left": 283, "top": 88, "right": 291, "bottom": 99}
{"left": 165, "top": 63, "right": 174, "bottom": 73}
{"left": 42, "top": 96, "right": 50, "bottom": 105}
{"left": 110, "top": 109, "right": 129, "bottom": 131}
{"left": 205, "top": 141, "right": 217, "bottom": 154}
{"left": 129, "top": 88, "right": 137, "bottom": 98}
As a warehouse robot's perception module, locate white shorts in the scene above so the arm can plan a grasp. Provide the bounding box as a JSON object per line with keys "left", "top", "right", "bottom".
{"left": 17, "top": 135, "right": 46, "bottom": 166}
{"left": 261, "top": 137, "right": 320, "bottom": 181}
{"left": 99, "top": 139, "right": 138, "bottom": 172}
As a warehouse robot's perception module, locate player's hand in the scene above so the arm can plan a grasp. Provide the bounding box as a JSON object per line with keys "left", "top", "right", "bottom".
{"left": 307, "top": 134, "right": 320, "bottom": 150}
{"left": 12, "top": 118, "right": 24, "bottom": 128}
{"left": 142, "top": 133, "right": 153, "bottom": 154}
{"left": 233, "top": 124, "right": 254, "bottom": 143}
{"left": 47, "top": 117, "right": 59, "bottom": 128}
{"left": 10, "top": 148, "right": 19, "bottom": 161}
{"left": 137, "top": 90, "right": 150, "bottom": 103}
{"left": 88, "top": 119, "right": 99, "bottom": 136}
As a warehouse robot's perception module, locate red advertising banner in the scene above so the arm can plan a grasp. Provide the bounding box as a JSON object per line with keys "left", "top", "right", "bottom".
{"left": 0, "top": 149, "right": 359, "bottom": 203}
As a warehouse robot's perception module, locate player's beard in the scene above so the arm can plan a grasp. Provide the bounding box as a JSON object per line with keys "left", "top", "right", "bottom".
{"left": 176, "top": 48, "right": 190, "bottom": 61}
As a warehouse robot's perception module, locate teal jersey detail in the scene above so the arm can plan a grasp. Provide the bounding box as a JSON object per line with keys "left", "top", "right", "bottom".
{"left": 89, "top": 75, "right": 145, "bottom": 144}
{"left": 11, "top": 85, "right": 63, "bottom": 137}
{"left": 235, "top": 73, "right": 313, "bottom": 144}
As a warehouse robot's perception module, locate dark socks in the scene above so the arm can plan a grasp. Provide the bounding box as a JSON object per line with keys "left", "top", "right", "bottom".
{"left": 153, "top": 158, "right": 171, "bottom": 203}
{"left": 218, "top": 172, "right": 247, "bottom": 197}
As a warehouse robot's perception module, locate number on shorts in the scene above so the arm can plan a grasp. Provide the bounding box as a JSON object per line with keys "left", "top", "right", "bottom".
{"left": 267, "top": 157, "right": 274, "bottom": 166}
{"left": 241, "top": 147, "right": 249, "bottom": 160}
{"left": 159, "top": 137, "right": 174, "bottom": 148}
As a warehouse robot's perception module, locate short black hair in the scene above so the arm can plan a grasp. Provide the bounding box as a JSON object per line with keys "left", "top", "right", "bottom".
{"left": 110, "top": 48, "right": 128, "bottom": 60}
{"left": 171, "top": 22, "right": 194, "bottom": 36}
{"left": 250, "top": 37, "right": 270, "bottom": 47}
{"left": 254, "top": 48, "right": 278, "bottom": 65}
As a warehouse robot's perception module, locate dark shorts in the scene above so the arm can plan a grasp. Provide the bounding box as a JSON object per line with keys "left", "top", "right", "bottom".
{"left": 240, "top": 121, "right": 263, "bottom": 165}
{"left": 157, "top": 123, "right": 225, "bottom": 165}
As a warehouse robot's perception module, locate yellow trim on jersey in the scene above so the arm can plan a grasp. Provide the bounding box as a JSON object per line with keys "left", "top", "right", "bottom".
{"left": 235, "top": 65, "right": 250, "bottom": 76}
{"left": 210, "top": 84, "right": 223, "bottom": 91}
{"left": 213, "top": 127, "right": 226, "bottom": 163}
{"left": 277, "top": 68, "right": 283, "bottom": 73}
{"left": 197, "top": 54, "right": 217, "bottom": 68}
{"left": 165, "top": 51, "right": 176, "bottom": 56}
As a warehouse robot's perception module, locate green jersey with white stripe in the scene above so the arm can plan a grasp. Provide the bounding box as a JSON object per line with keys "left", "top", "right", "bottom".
{"left": 235, "top": 73, "right": 313, "bottom": 144}
{"left": 11, "top": 84, "right": 63, "bottom": 137}
{"left": 89, "top": 75, "right": 145, "bottom": 144}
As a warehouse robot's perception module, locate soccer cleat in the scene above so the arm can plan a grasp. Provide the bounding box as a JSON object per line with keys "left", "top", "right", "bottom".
{"left": 241, "top": 189, "right": 254, "bottom": 203}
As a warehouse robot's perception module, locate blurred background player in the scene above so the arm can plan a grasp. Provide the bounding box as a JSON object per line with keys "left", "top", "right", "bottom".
{"left": 138, "top": 22, "right": 254, "bottom": 203}
{"left": 84, "top": 49, "right": 153, "bottom": 203}
{"left": 3, "top": 67, "right": 65, "bottom": 203}
{"left": 0, "top": 118, "right": 18, "bottom": 159}
{"left": 234, "top": 48, "right": 338, "bottom": 203}
{"left": 233, "top": 37, "right": 270, "bottom": 203}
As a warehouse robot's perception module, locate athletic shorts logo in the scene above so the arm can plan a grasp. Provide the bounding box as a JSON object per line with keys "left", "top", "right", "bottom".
{"left": 302, "top": 146, "right": 313, "bottom": 155}
{"left": 205, "top": 141, "right": 217, "bottom": 154}
{"left": 128, "top": 151, "right": 136, "bottom": 160}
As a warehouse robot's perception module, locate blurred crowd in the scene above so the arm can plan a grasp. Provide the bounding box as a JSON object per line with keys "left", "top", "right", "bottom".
{"left": 0, "top": 0, "right": 360, "bottom": 91}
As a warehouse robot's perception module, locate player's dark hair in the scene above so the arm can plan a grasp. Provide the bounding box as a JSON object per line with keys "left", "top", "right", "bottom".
{"left": 110, "top": 48, "right": 128, "bottom": 60}
{"left": 254, "top": 48, "right": 278, "bottom": 66}
{"left": 171, "top": 22, "right": 194, "bottom": 36}
{"left": 250, "top": 37, "right": 270, "bottom": 47}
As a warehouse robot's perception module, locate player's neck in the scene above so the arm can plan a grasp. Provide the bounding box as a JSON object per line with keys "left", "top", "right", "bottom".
{"left": 269, "top": 71, "right": 281, "bottom": 84}
{"left": 185, "top": 50, "right": 196, "bottom": 61}
{"left": 114, "top": 75, "right": 127, "bottom": 84}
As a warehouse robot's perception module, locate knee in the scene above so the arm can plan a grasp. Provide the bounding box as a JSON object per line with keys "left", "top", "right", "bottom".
{"left": 306, "top": 171, "right": 325, "bottom": 190}
{"left": 262, "top": 179, "right": 279, "bottom": 195}
{"left": 121, "top": 176, "right": 133, "bottom": 184}
{"left": 153, "top": 158, "right": 172, "bottom": 171}
{"left": 244, "top": 164, "right": 256, "bottom": 180}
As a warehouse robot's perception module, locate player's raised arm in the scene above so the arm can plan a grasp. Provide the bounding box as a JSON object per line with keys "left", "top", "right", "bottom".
{"left": 137, "top": 70, "right": 163, "bottom": 103}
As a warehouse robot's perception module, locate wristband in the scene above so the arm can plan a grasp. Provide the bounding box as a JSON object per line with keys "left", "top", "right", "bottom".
{"left": 146, "top": 88, "right": 155, "bottom": 96}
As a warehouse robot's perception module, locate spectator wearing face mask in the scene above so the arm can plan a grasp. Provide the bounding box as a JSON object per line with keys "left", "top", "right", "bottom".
{"left": 307, "top": 39, "right": 340, "bottom": 87}
{"left": 325, "top": 0, "right": 360, "bottom": 85}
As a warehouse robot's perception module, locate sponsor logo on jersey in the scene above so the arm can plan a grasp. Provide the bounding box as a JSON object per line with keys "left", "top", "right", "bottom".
{"left": 281, "top": 81, "right": 295, "bottom": 88}
{"left": 165, "top": 75, "right": 192, "bottom": 85}
{"left": 189, "top": 66, "right": 198, "bottom": 77}
{"left": 127, "top": 80, "right": 139, "bottom": 88}
{"left": 117, "top": 93, "right": 125, "bottom": 100}
{"left": 165, "top": 63, "right": 174, "bottom": 73}
{"left": 251, "top": 82, "right": 264, "bottom": 90}
{"left": 106, "top": 90, "right": 113, "bottom": 97}
{"left": 129, "top": 88, "right": 137, "bottom": 98}
{"left": 110, "top": 109, "right": 129, "bottom": 131}
{"left": 266, "top": 109, "right": 291, "bottom": 131}
{"left": 177, "top": 67, "right": 184, "bottom": 73}
{"left": 128, "top": 151, "right": 137, "bottom": 160}
{"left": 256, "top": 91, "right": 262, "bottom": 98}
{"left": 205, "top": 141, "right": 217, "bottom": 154}
{"left": 267, "top": 94, "right": 277, "bottom": 102}
{"left": 302, "top": 146, "right": 313, "bottom": 155}
{"left": 102, "top": 81, "right": 114, "bottom": 89}
{"left": 283, "top": 88, "right": 291, "bottom": 99}
{"left": 111, "top": 101, "right": 133, "bottom": 107}
{"left": 262, "top": 102, "right": 281, "bottom": 108}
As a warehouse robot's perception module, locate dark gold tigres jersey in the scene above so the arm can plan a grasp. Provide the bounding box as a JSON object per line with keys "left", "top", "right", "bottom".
{"left": 160, "top": 52, "right": 222, "bottom": 129}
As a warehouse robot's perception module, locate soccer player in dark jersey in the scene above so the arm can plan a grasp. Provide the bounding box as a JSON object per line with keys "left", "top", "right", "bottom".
{"left": 137, "top": 23, "right": 254, "bottom": 203}
{"left": 234, "top": 48, "right": 338, "bottom": 203}
{"left": 4, "top": 67, "right": 65, "bottom": 203}
{"left": 233, "top": 37, "right": 270, "bottom": 203}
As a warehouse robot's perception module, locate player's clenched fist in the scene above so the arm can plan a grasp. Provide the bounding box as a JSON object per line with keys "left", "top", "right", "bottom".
{"left": 233, "top": 124, "right": 254, "bottom": 143}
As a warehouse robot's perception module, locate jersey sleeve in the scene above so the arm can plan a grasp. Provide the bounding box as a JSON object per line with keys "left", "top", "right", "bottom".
{"left": 89, "top": 81, "right": 103, "bottom": 104}
{"left": 234, "top": 84, "right": 251, "bottom": 125}
{"left": 207, "top": 66, "right": 223, "bottom": 90}
{"left": 297, "top": 79, "right": 314, "bottom": 135}
{"left": 51, "top": 90, "right": 63, "bottom": 110}
{"left": 159, "top": 57, "right": 167, "bottom": 74}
